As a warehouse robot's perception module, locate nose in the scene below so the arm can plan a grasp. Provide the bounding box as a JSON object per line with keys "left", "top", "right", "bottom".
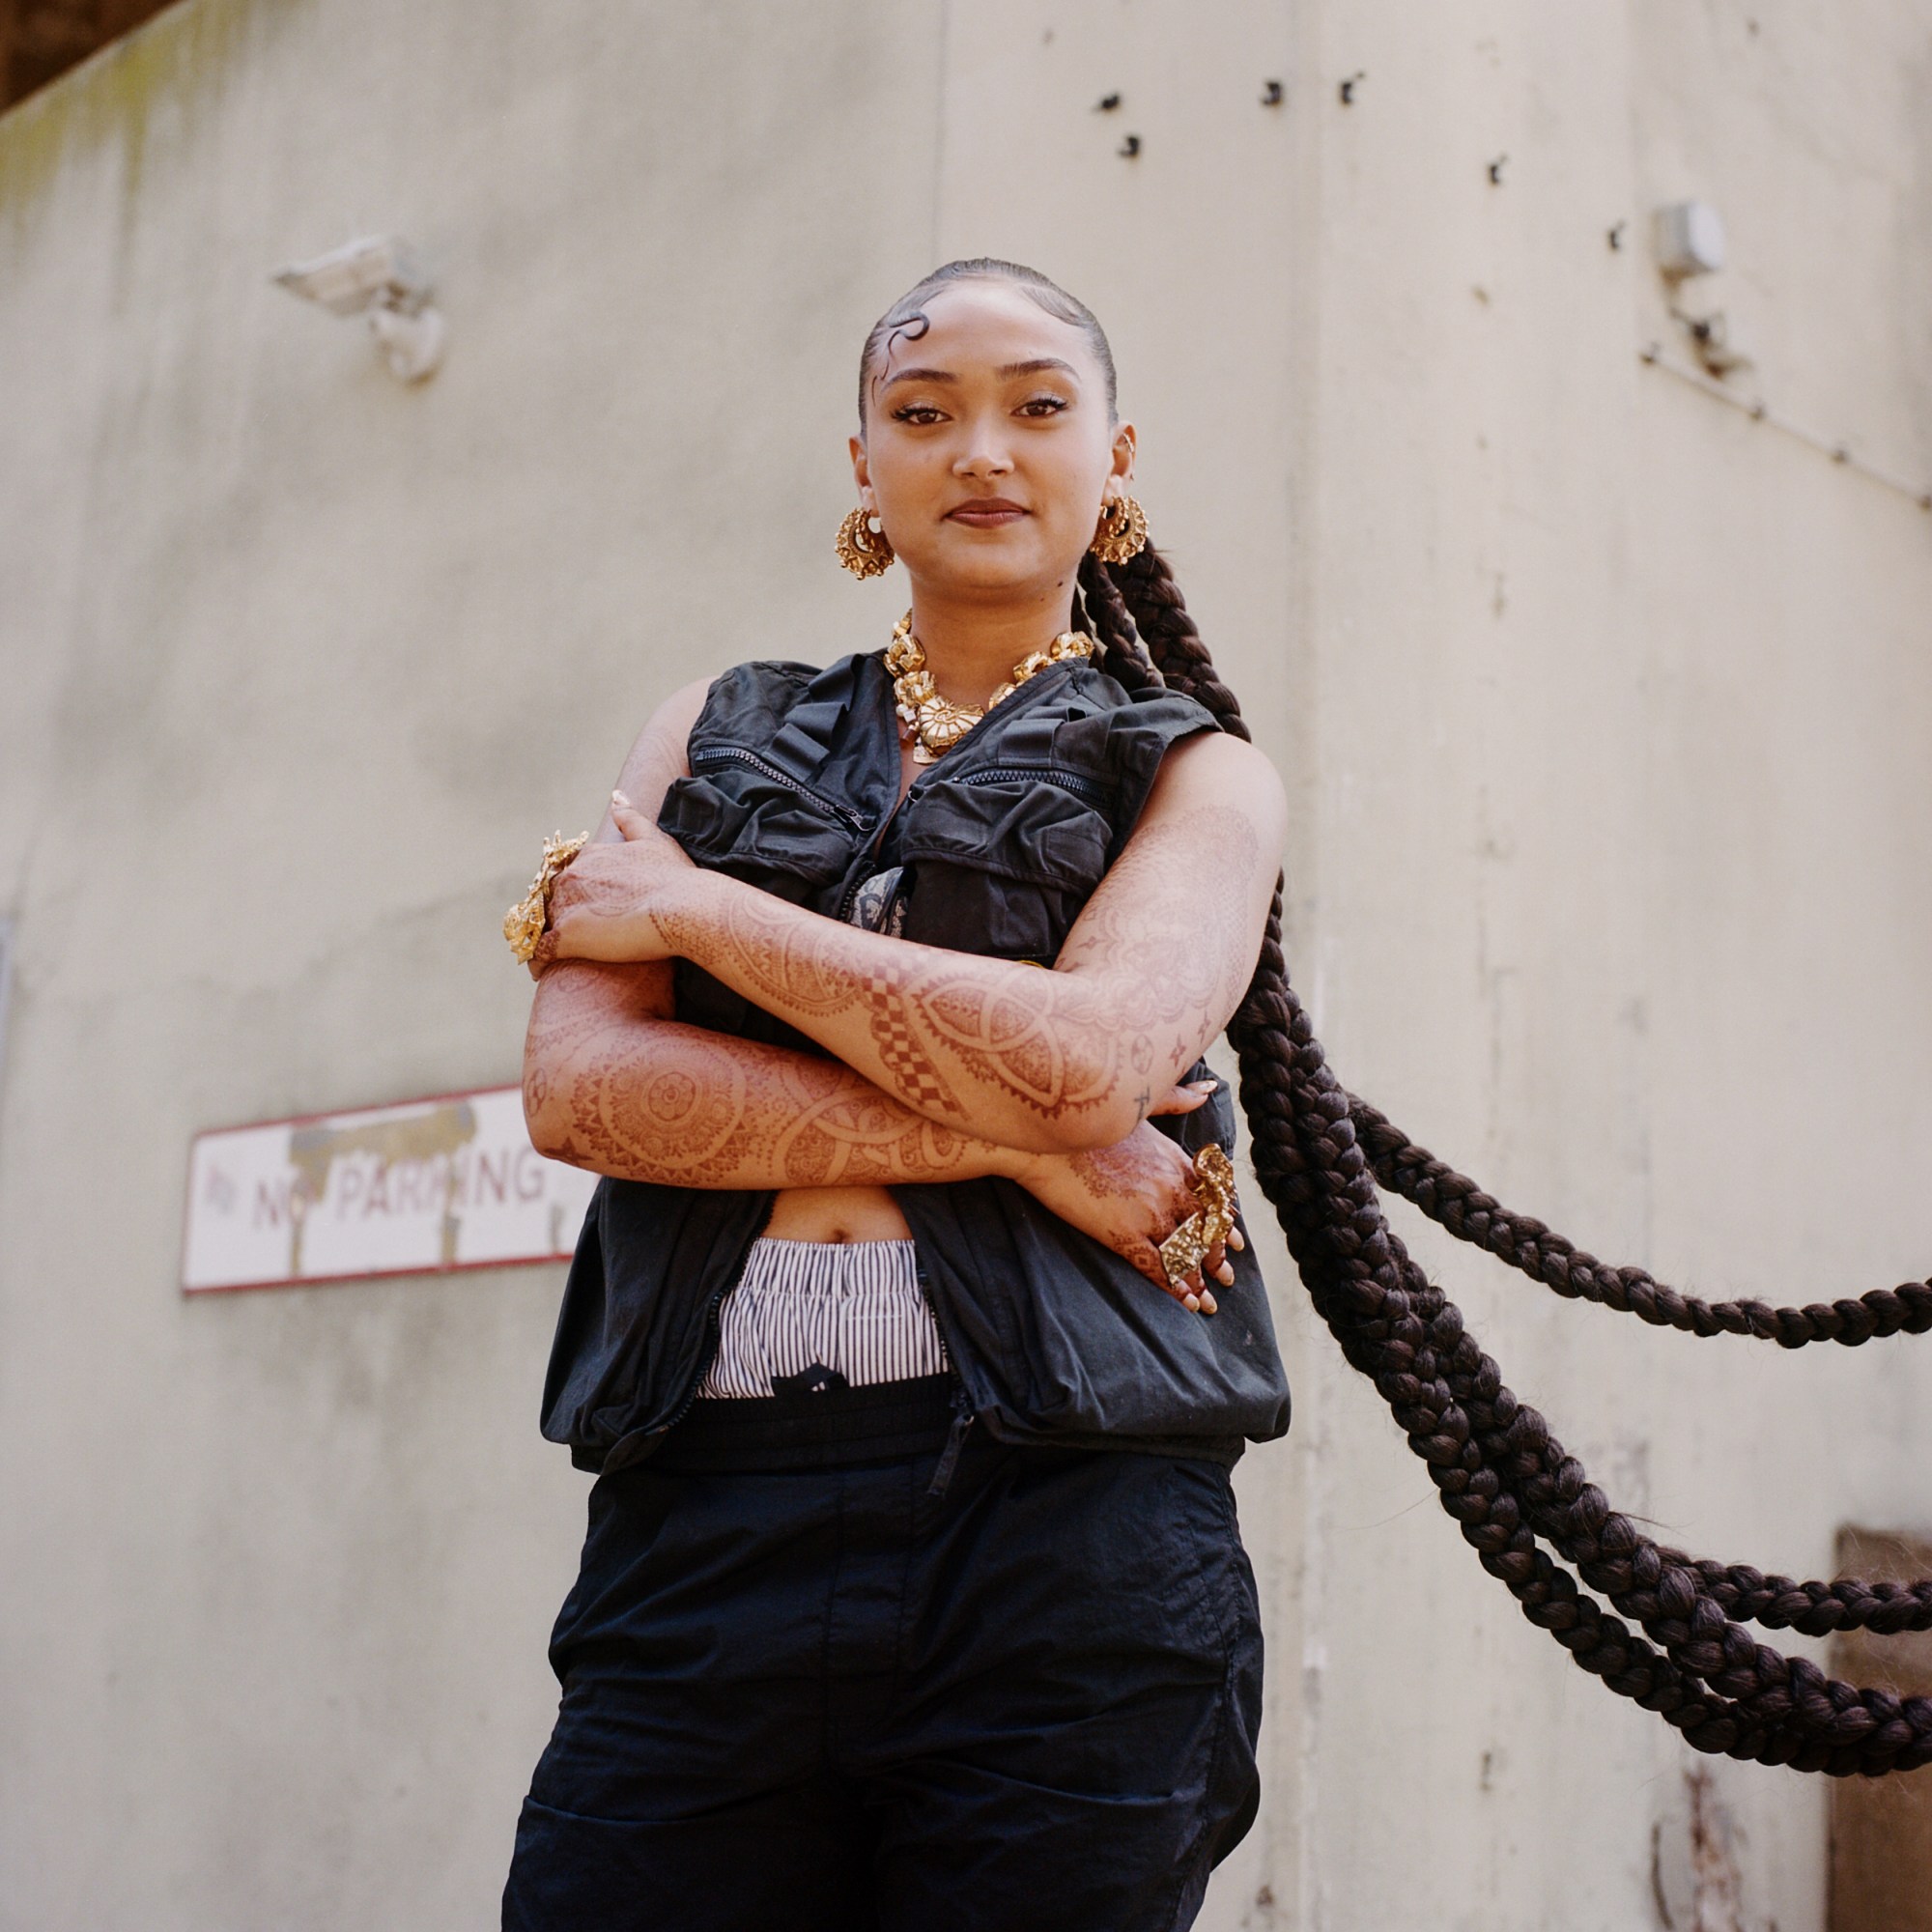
{"left": 952, "top": 412, "right": 1015, "bottom": 481}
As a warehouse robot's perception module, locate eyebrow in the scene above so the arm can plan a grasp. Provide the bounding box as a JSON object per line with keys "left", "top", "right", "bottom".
{"left": 880, "top": 356, "right": 1082, "bottom": 389}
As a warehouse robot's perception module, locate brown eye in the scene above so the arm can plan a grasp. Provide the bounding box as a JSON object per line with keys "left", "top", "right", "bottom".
{"left": 1017, "top": 394, "right": 1070, "bottom": 417}
{"left": 892, "top": 404, "right": 945, "bottom": 425}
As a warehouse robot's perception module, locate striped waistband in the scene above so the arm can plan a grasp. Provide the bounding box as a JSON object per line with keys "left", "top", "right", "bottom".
{"left": 696, "top": 1236, "right": 946, "bottom": 1404}
{"left": 739, "top": 1236, "right": 919, "bottom": 1292}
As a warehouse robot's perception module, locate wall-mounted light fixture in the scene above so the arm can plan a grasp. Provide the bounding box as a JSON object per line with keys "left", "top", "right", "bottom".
{"left": 1652, "top": 200, "right": 1750, "bottom": 378}
{"left": 1653, "top": 200, "right": 1726, "bottom": 280}
{"left": 272, "top": 236, "right": 447, "bottom": 384}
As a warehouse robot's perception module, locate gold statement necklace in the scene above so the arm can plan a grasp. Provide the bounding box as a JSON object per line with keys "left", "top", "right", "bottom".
{"left": 885, "top": 611, "right": 1095, "bottom": 764}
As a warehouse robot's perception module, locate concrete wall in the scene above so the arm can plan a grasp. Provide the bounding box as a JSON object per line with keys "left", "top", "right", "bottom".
{"left": 2, "top": 1, "right": 1928, "bottom": 1926}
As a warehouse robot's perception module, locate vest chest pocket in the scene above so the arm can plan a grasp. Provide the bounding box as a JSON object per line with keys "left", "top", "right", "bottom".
{"left": 659, "top": 745, "right": 868, "bottom": 904}
{"left": 895, "top": 766, "right": 1117, "bottom": 961}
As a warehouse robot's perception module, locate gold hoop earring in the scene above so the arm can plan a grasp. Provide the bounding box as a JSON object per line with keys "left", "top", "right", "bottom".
{"left": 836, "top": 506, "right": 895, "bottom": 579}
{"left": 1089, "top": 494, "right": 1149, "bottom": 564}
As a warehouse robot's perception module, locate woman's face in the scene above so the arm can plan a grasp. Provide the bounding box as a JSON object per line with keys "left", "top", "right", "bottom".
{"left": 851, "top": 281, "right": 1134, "bottom": 603}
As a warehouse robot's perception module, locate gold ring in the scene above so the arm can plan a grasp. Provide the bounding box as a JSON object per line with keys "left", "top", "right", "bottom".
{"left": 1158, "top": 1144, "right": 1237, "bottom": 1292}
{"left": 503, "top": 831, "right": 588, "bottom": 964}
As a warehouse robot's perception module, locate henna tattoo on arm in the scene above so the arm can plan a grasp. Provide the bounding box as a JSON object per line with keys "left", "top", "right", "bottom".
{"left": 658, "top": 785, "right": 1279, "bottom": 1153}
{"left": 516, "top": 678, "right": 1024, "bottom": 1191}
{"left": 523, "top": 959, "right": 1013, "bottom": 1189}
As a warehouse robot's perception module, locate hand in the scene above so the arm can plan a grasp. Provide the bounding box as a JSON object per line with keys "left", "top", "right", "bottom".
{"left": 1009, "top": 1092, "right": 1245, "bottom": 1316}
{"left": 540, "top": 789, "right": 701, "bottom": 970}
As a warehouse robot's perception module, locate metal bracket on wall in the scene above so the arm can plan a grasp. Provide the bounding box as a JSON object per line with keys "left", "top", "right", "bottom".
{"left": 1639, "top": 344, "right": 1932, "bottom": 516}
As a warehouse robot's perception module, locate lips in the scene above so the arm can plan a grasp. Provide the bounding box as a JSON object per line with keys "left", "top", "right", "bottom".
{"left": 946, "top": 498, "right": 1028, "bottom": 527}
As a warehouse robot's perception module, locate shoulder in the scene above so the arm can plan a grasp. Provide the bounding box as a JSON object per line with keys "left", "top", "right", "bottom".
{"left": 1141, "top": 730, "right": 1288, "bottom": 850}
{"left": 607, "top": 653, "right": 877, "bottom": 830}
{"left": 618, "top": 654, "right": 871, "bottom": 770}
{"left": 1153, "top": 726, "right": 1282, "bottom": 793}
{"left": 687, "top": 652, "right": 877, "bottom": 739}
{"left": 1058, "top": 666, "right": 1277, "bottom": 804}
{"left": 601, "top": 676, "right": 715, "bottom": 831}
{"left": 1022, "top": 664, "right": 1243, "bottom": 826}
{"left": 653, "top": 674, "right": 719, "bottom": 742}
{"left": 1051, "top": 663, "right": 1235, "bottom": 760}
{"left": 608, "top": 657, "right": 824, "bottom": 806}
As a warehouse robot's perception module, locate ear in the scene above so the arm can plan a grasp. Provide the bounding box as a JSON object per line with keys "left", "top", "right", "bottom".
{"left": 1108, "top": 419, "right": 1137, "bottom": 493}
{"left": 848, "top": 434, "right": 876, "bottom": 513}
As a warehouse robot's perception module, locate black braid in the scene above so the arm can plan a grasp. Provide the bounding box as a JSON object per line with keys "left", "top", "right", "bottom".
{"left": 1352, "top": 1094, "right": 1932, "bottom": 1346}
{"left": 1076, "top": 553, "right": 1163, "bottom": 694}
{"left": 1102, "top": 540, "right": 1932, "bottom": 1776}
{"left": 1108, "top": 546, "right": 1250, "bottom": 740}
{"left": 853, "top": 260, "right": 1932, "bottom": 1772}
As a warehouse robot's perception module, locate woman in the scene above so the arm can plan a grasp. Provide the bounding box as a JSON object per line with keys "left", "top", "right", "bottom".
{"left": 502, "top": 259, "right": 1293, "bottom": 1932}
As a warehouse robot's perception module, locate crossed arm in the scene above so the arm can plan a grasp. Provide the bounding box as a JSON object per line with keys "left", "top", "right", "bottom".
{"left": 524, "top": 958, "right": 1045, "bottom": 1191}
{"left": 521, "top": 681, "right": 1286, "bottom": 1295}
{"left": 524, "top": 679, "right": 1049, "bottom": 1192}
{"left": 634, "top": 762, "right": 1278, "bottom": 1153}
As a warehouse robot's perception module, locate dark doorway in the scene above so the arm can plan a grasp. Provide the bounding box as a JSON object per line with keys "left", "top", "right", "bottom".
{"left": 1828, "top": 1526, "right": 1932, "bottom": 1931}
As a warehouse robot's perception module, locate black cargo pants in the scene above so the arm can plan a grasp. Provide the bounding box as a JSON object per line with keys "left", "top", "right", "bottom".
{"left": 502, "top": 1428, "right": 1263, "bottom": 1932}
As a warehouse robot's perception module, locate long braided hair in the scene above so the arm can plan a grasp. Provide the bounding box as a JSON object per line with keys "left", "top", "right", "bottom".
{"left": 864, "top": 261, "right": 1932, "bottom": 1776}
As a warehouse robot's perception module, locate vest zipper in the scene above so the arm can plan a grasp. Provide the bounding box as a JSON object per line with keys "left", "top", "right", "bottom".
{"left": 915, "top": 1257, "right": 977, "bottom": 1499}
{"left": 691, "top": 746, "right": 871, "bottom": 834}
{"left": 957, "top": 764, "right": 1113, "bottom": 810}
{"left": 927, "top": 1383, "right": 976, "bottom": 1500}
{"left": 835, "top": 770, "right": 923, "bottom": 925}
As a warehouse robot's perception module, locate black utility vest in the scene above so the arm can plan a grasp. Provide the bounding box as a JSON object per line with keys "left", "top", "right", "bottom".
{"left": 539, "top": 649, "right": 1292, "bottom": 1472}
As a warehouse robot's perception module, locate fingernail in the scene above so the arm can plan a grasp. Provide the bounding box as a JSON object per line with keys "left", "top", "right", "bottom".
{"left": 611, "top": 788, "right": 632, "bottom": 807}
{"left": 1199, "top": 1291, "right": 1218, "bottom": 1316}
